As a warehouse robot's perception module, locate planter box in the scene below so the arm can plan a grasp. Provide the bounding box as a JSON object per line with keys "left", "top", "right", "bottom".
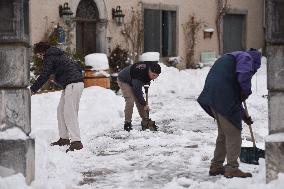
{"left": 84, "top": 69, "right": 110, "bottom": 89}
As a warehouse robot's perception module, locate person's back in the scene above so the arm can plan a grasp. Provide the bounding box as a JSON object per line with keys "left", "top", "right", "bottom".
{"left": 31, "top": 46, "right": 83, "bottom": 91}
{"left": 117, "top": 65, "right": 131, "bottom": 84}
{"left": 130, "top": 62, "right": 152, "bottom": 84}
{"left": 198, "top": 54, "right": 242, "bottom": 128}
{"left": 118, "top": 62, "right": 152, "bottom": 85}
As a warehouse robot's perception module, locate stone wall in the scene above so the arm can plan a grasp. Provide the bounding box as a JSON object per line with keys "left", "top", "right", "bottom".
{"left": 0, "top": 0, "right": 34, "bottom": 185}
{"left": 265, "top": 0, "right": 284, "bottom": 183}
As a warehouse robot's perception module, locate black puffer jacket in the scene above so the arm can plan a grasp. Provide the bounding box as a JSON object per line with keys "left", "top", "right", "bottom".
{"left": 118, "top": 62, "right": 151, "bottom": 105}
{"left": 31, "top": 47, "right": 83, "bottom": 93}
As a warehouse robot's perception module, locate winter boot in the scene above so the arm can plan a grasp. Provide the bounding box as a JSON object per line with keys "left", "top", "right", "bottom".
{"left": 209, "top": 164, "right": 225, "bottom": 176}
{"left": 50, "top": 138, "right": 70, "bottom": 146}
{"left": 141, "top": 120, "right": 148, "bottom": 131}
{"left": 66, "top": 141, "right": 83, "bottom": 153}
{"left": 141, "top": 119, "right": 158, "bottom": 131}
{"left": 124, "top": 122, "right": 132, "bottom": 132}
{"left": 224, "top": 168, "right": 252, "bottom": 178}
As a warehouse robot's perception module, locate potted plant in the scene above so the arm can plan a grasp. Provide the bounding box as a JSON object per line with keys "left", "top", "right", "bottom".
{"left": 108, "top": 45, "right": 131, "bottom": 92}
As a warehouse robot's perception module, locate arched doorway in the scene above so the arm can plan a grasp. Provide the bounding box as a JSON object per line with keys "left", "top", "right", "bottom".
{"left": 76, "top": 0, "right": 99, "bottom": 55}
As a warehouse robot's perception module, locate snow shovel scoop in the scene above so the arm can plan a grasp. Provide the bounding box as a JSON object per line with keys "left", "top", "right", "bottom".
{"left": 141, "top": 85, "right": 158, "bottom": 131}
{"left": 240, "top": 101, "right": 265, "bottom": 165}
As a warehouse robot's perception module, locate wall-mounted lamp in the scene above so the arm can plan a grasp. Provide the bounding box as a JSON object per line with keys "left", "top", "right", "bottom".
{"left": 59, "top": 2, "right": 73, "bottom": 25}
{"left": 112, "top": 6, "right": 125, "bottom": 26}
{"left": 203, "top": 28, "right": 214, "bottom": 39}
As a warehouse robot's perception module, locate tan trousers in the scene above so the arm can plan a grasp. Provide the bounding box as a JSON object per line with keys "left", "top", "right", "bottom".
{"left": 211, "top": 108, "right": 242, "bottom": 171}
{"left": 57, "top": 82, "right": 84, "bottom": 142}
{"left": 117, "top": 80, "right": 148, "bottom": 123}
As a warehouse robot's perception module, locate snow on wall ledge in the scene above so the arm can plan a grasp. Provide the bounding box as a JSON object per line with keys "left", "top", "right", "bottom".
{"left": 265, "top": 133, "right": 284, "bottom": 142}
{"left": 0, "top": 127, "right": 28, "bottom": 140}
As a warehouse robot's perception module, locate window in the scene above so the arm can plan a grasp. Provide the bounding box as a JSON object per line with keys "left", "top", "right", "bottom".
{"left": 144, "top": 9, "right": 176, "bottom": 57}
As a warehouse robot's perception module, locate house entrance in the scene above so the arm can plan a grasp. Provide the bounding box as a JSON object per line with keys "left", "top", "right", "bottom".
{"left": 76, "top": 0, "right": 99, "bottom": 55}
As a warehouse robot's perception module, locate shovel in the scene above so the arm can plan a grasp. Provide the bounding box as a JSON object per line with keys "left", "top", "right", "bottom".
{"left": 141, "top": 85, "right": 158, "bottom": 131}
{"left": 240, "top": 101, "right": 265, "bottom": 165}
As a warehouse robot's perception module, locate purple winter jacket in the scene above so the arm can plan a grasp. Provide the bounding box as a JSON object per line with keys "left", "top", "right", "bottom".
{"left": 226, "top": 50, "right": 261, "bottom": 118}
{"left": 226, "top": 50, "right": 261, "bottom": 97}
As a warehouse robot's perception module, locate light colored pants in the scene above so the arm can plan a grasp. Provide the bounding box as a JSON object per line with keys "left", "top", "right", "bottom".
{"left": 117, "top": 80, "right": 148, "bottom": 123}
{"left": 57, "top": 82, "right": 84, "bottom": 142}
{"left": 210, "top": 108, "right": 242, "bottom": 171}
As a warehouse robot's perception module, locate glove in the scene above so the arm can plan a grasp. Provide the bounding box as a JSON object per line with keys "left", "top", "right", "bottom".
{"left": 243, "top": 115, "right": 253, "bottom": 125}
{"left": 29, "top": 87, "right": 35, "bottom": 96}
{"left": 240, "top": 91, "right": 248, "bottom": 102}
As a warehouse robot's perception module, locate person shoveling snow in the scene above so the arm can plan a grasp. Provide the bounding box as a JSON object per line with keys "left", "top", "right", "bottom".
{"left": 197, "top": 48, "right": 262, "bottom": 178}
{"left": 30, "top": 42, "right": 84, "bottom": 153}
{"left": 117, "top": 53, "right": 161, "bottom": 131}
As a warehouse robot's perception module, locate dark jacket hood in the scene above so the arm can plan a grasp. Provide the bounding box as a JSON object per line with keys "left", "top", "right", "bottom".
{"left": 45, "top": 47, "right": 64, "bottom": 57}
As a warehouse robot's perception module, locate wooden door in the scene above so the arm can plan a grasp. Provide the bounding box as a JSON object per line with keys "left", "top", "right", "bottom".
{"left": 76, "top": 0, "right": 99, "bottom": 55}
{"left": 223, "top": 14, "right": 246, "bottom": 54}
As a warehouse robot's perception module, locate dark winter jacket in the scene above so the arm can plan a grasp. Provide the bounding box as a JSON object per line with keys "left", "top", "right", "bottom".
{"left": 197, "top": 50, "right": 261, "bottom": 130}
{"left": 31, "top": 47, "right": 83, "bottom": 93}
{"left": 118, "top": 62, "right": 152, "bottom": 106}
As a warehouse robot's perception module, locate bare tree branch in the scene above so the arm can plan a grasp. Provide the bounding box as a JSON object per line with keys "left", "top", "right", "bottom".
{"left": 215, "top": 0, "right": 230, "bottom": 55}
{"left": 121, "top": 8, "right": 144, "bottom": 63}
{"left": 183, "top": 15, "right": 202, "bottom": 69}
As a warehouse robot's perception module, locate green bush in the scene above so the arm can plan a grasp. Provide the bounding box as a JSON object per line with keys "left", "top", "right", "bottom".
{"left": 108, "top": 45, "right": 131, "bottom": 73}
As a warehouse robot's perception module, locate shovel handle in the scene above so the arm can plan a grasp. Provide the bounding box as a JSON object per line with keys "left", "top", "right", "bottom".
{"left": 144, "top": 85, "right": 150, "bottom": 117}
{"left": 144, "top": 85, "right": 149, "bottom": 103}
{"left": 243, "top": 101, "right": 256, "bottom": 148}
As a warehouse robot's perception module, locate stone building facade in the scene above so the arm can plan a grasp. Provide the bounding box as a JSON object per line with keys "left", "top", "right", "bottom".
{"left": 29, "top": 0, "right": 264, "bottom": 68}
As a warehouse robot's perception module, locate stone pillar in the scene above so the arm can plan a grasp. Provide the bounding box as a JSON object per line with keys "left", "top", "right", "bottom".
{"left": 96, "top": 19, "right": 108, "bottom": 53}
{"left": 0, "top": 0, "right": 34, "bottom": 185}
{"left": 265, "top": 0, "right": 284, "bottom": 183}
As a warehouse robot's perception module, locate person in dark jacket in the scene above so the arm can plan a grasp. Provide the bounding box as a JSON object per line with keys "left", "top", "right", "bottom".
{"left": 30, "top": 42, "right": 84, "bottom": 152}
{"left": 117, "top": 61, "right": 161, "bottom": 131}
{"left": 197, "top": 48, "right": 261, "bottom": 178}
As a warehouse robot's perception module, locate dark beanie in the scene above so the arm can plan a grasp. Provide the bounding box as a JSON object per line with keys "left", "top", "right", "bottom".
{"left": 33, "top": 42, "right": 51, "bottom": 54}
{"left": 149, "top": 62, "right": 161, "bottom": 74}
{"left": 246, "top": 48, "right": 261, "bottom": 71}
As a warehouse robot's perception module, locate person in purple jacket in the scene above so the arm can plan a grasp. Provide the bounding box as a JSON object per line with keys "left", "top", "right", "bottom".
{"left": 197, "top": 48, "right": 261, "bottom": 178}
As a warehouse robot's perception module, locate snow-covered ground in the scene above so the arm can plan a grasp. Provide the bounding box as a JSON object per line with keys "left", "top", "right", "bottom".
{"left": 1, "top": 57, "right": 284, "bottom": 189}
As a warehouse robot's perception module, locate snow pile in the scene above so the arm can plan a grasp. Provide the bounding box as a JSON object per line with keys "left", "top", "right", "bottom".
{"left": 85, "top": 53, "right": 109, "bottom": 70}
{"left": 139, "top": 52, "right": 160, "bottom": 62}
{"left": 151, "top": 63, "right": 209, "bottom": 96}
{"left": 163, "top": 168, "right": 284, "bottom": 189}
{"left": 0, "top": 127, "right": 28, "bottom": 140}
{"left": 0, "top": 166, "right": 16, "bottom": 177}
{"left": 266, "top": 133, "right": 284, "bottom": 142}
{"left": 0, "top": 57, "right": 282, "bottom": 189}
{"left": 0, "top": 174, "right": 30, "bottom": 189}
